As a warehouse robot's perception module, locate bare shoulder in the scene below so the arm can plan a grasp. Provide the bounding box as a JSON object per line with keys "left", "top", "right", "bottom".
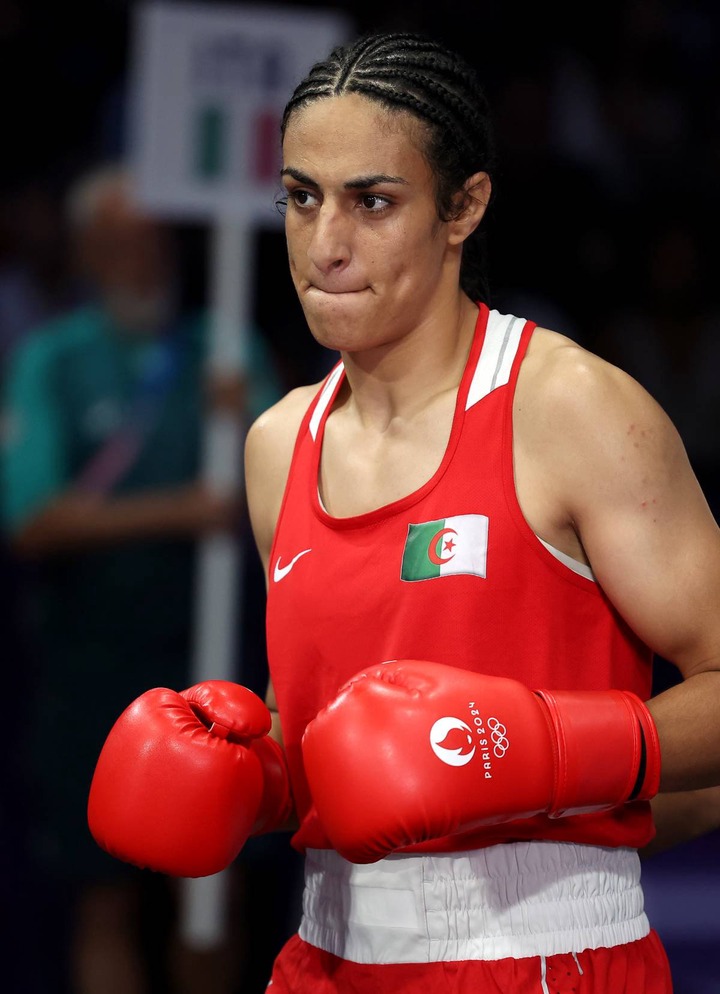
{"left": 245, "top": 381, "right": 323, "bottom": 571}
{"left": 245, "top": 382, "right": 321, "bottom": 472}
{"left": 514, "top": 326, "right": 696, "bottom": 533}
{"left": 517, "top": 326, "right": 681, "bottom": 454}
{"left": 520, "top": 327, "right": 646, "bottom": 408}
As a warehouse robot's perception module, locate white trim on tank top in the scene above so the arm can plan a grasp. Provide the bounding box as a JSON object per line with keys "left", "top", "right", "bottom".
{"left": 465, "top": 309, "right": 524, "bottom": 409}
{"left": 539, "top": 538, "right": 596, "bottom": 581}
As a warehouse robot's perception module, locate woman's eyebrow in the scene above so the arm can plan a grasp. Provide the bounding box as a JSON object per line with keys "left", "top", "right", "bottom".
{"left": 280, "top": 167, "right": 408, "bottom": 190}
{"left": 344, "top": 174, "right": 408, "bottom": 189}
{"left": 281, "top": 166, "right": 318, "bottom": 186}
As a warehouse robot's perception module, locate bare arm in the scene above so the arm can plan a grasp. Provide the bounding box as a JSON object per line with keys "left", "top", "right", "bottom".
{"left": 643, "top": 788, "right": 720, "bottom": 857}
{"left": 2, "top": 334, "right": 247, "bottom": 559}
{"left": 244, "top": 384, "right": 321, "bottom": 733}
{"left": 517, "top": 336, "right": 720, "bottom": 798}
{"left": 10, "top": 483, "right": 241, "bottom": 559}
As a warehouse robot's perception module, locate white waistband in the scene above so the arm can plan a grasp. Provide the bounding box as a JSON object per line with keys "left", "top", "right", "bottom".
{"left": 299, "top": 842, "right": 650, "bottom": 964}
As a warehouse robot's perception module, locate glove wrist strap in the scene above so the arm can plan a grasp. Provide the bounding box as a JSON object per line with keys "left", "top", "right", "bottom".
{"left": 535, "top": 688, "right": 661, "bottom": 817}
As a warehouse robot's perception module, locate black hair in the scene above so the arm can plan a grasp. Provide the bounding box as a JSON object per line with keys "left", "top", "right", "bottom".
{"left": 281, "top": 32, "right": 497, "bottom": 303}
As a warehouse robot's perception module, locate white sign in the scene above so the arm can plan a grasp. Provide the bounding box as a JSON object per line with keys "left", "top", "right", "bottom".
{"left": 128, "top": 1, "right": 351, "bottom": 223}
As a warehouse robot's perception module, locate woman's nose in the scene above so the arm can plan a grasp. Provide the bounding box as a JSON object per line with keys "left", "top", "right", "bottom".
{"left": 306, "top": 204, "right": 352, "bottom": 275}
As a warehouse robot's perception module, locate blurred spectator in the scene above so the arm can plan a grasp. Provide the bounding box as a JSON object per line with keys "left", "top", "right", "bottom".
{"left": 0, "top": 164, "right": 282, "bottom": 994}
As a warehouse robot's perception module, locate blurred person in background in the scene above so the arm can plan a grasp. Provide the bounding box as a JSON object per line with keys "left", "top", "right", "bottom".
{"left": 0, "top": 164, "right": 282, "bottom": 994}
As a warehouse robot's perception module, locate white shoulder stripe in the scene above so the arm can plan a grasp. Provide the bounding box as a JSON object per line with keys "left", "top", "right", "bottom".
{"left": 309, "top": 363, "right": 344, "bottom": 440}
{"left": 466, "top": 310, "right": 524, "bottom": 410}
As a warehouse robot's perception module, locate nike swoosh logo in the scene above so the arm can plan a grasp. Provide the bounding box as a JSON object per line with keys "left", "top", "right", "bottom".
{"left": 273, "top": 548, "right": 312, "bottom": 582}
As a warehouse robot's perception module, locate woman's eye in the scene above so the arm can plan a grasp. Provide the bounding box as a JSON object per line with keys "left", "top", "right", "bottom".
{"left": 291, "top": 189, "right": 318, "bottom": 208}
{"left": 360, "top": 194, "right": 389, "bottom": 211}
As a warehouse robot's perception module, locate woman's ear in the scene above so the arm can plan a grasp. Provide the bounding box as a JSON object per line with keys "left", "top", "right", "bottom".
{"left": 447, "top": 172, "right": 492, "bottom": 245}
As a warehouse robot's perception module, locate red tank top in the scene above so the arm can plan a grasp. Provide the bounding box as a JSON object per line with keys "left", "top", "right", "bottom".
{"left": 266, "top": 304, "right": 655, "bottom": 852}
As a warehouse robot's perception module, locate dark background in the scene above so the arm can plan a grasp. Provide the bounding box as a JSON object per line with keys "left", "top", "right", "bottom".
{"left": 1, "top": 0, "right": 719, "bottom": 991}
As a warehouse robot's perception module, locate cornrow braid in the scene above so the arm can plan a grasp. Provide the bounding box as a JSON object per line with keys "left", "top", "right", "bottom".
{"left": 281, "top": 31, "right": 497, "bottom": 303}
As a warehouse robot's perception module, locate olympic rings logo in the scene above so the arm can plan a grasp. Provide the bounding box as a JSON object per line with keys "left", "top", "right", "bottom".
{"left": 488, "top": 717, "right": 509, "bottom": 757}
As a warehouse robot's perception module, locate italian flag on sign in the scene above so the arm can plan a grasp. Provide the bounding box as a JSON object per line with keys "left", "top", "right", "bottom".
{"left": 401, "top": 515, "right": 489, "bottom": 581}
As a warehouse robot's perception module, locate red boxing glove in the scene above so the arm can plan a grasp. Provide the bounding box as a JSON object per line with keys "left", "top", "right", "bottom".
{"left": 302, "top": 659, "right": 660, "bottom": 864}
{"left": 88, "top": 681, "right": 292, "bottom": 877}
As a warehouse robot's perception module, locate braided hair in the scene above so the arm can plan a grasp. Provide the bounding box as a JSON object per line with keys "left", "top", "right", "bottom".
{"left": 281, "top": 32, "right": 497, "bottom": 303}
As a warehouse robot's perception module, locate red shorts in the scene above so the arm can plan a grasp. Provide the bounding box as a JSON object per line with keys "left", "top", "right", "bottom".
{"left": 267, "top": 930, "right": 673, "bottom": 993}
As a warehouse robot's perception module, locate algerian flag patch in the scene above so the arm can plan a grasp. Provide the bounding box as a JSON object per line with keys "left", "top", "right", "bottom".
{"left": 401, "top": 515, "right": 489, "bottom": 581}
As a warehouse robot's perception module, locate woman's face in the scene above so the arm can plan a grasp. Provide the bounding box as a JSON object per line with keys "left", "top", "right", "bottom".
{"left": 281, "top": 92, "right": 463, "bottom": 355}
